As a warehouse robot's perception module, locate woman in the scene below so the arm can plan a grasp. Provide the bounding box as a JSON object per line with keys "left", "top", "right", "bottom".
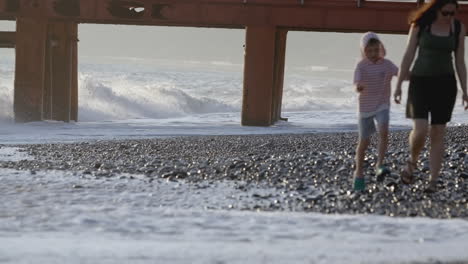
{"left": 394, "top": 0, "right": 468, "bottom": 192}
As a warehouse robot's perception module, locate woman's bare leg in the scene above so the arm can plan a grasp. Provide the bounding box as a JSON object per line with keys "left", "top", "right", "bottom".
{"left": 408, "top": 119, "right": 429, "bottom": 170}
{"left": 376, "top": 124, "right": 389, "bottom": 168}
{"left": 429, "top": 124, "right": 446, "bottom": 183}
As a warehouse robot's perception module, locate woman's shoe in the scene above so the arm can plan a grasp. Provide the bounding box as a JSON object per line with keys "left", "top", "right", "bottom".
{"left": 401, "top": 160, "right": 416, "bottom": 185}
{"left": 424, "top": 180, "right": 438, "bottom": 193}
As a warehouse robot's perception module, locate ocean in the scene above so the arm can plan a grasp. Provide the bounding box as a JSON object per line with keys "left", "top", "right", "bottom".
{"left": 1, "top": 53, "right": 467, "bottom": 144}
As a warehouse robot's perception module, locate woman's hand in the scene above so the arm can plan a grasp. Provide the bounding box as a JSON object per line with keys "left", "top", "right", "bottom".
{"left": 394, "top": 85, "right": 402, "bottom": 104}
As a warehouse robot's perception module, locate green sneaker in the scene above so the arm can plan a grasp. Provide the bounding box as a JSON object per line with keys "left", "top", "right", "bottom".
{"left": 354, "top": 177, "right": 366, "bottom": 191}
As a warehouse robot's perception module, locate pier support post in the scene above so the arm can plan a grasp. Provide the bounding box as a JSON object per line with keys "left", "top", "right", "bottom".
{"left": 43, "top": 21, "right": 78, "bottom": 122}
{"left": 242, "top": 26, "right": 287, "bottom": 126}
{"left": 71, "top": 25, "right": 78, "bottom": 122}
{"left": 15, "top": 19, "right": 78, "bottom": 123}
{"left": 14, "top": 18, "right": 47, "bottom": 122}
{"left": 272, "top": 29, "right": 287, "bottom": 123}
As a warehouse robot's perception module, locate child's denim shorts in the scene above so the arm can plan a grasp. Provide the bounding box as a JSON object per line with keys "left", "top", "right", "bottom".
{"left": 359, "top": 109, "right": 390, "bottom": 139}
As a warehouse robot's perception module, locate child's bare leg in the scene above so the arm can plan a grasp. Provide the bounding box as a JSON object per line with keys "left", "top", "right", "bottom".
{"left": 355, "top": 137, "right": 371, "bottom": 178}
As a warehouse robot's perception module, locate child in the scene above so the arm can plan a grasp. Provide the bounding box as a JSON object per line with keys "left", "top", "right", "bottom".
{"left": 353, "top": 32, "right": 399, "bottom": 191}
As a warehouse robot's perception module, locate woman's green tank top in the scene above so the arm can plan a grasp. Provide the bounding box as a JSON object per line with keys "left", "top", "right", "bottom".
{"left": 412, "top": 27, "right": 456, "bottom": 76}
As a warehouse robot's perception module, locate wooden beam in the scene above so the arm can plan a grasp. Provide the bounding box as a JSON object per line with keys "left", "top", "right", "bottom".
{"left": 357, "top": 0, "right": 365, "bottom": 8}
{"left": 4, "top": 0, "right": 468, "bottom": 34}
{"left": 14, "top": 18, "right": 47, "bottom": 122}
{"left": 0, "top": 31, "right": 15, "bottom": 48}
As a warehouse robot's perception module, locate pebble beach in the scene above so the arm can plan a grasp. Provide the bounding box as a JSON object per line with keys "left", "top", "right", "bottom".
{"left": 2, "top": 125, "right": 467, "bottom": 219}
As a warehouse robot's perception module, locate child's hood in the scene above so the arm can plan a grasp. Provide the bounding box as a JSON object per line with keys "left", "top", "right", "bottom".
{"left": 360, "top": 31, "right": 386, "bottom": 59}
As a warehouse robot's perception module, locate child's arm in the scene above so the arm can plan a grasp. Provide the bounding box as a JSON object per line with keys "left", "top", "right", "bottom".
{"left": 356, "top": 84, "right": 365, "bottom": 92}
{"left": 354, "top": 63, "right": 364, "bottom": 93}
{"left": 391, "top": 61, "right": 399, "bottom": 77}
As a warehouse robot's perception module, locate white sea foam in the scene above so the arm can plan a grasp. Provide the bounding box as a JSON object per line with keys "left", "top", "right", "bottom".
{"left": 1, "top": 165, "right": 468, "bottom": 264}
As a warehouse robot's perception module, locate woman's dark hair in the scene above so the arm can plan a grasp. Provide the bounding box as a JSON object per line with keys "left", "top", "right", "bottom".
{"left": 409, "top": 0, "right": 458, "bottom": 27}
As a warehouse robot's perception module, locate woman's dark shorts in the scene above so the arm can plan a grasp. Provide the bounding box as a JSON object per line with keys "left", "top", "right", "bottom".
{"left": 406, "top": 75, "right": 457, "bottom": 125}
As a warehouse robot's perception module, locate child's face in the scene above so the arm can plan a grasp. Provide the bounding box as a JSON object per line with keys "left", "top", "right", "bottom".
{"left": 365, "top": 44, "right": 380, "bottom": 62}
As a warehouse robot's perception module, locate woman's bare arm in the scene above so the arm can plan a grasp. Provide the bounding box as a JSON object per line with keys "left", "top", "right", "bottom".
{"left": 394, "top": 24, "right": 420, "bottom": 104}
{"left": 455, "top": 22, "right": 468, "bottom": 109}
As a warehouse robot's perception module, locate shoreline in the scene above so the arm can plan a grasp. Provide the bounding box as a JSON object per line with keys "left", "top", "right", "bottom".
{"left": 1, "top": 125, "right": 467, "bottom": 219}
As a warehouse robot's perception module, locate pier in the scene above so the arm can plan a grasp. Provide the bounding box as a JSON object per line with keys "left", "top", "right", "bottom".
{"left": 0, "top": 0, "right": 467, "bottom": 125}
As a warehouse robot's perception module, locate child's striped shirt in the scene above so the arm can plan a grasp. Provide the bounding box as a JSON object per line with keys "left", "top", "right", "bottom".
{"left": 353, "top": 58, "right": 398, "bottom": 117}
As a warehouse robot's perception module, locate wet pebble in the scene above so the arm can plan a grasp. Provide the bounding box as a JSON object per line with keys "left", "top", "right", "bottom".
{"left": 1, "top": 126, "right": 467, "bottom": 219}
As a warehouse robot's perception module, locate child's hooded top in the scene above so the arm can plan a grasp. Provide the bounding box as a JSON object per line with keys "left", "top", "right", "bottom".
{"left": 360, "top": 31, "right": 387, "bottom": 59}
{"left": 354, "top": 32, "right": 399, "bottom": 117}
